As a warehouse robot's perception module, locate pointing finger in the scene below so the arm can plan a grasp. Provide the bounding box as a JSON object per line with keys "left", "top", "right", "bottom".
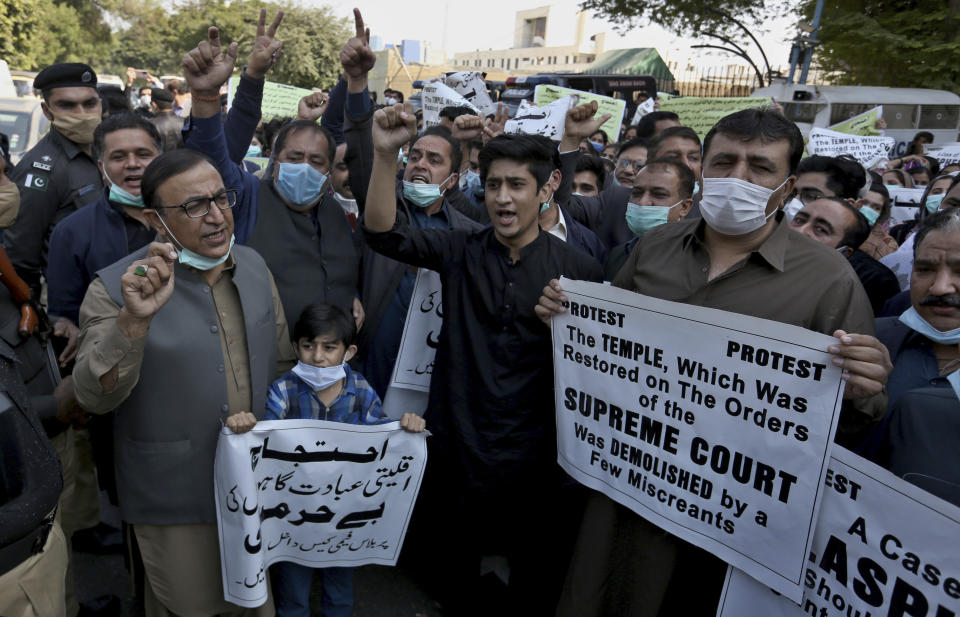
{"left": 353, "top": 8, "right": 365, "bottom": 38}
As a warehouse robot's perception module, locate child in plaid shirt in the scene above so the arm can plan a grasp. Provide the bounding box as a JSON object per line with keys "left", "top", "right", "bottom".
{"left": 227, "top": 303, "right": 425, "bottom": 617}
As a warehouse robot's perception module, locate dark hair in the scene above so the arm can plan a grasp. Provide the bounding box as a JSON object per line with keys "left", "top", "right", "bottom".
{"left": 479, "top": 134, "right": 557, "bottom": 189}
{"left": 261, "top": 117, "right": 288, "bottom": 157}
{"left": 866, "top": 182, "right": 891, "bottom": 224}
{"left": 575, "top": 153, "right": 606, "bottom": 189}
{"left": 703, "top": 108, "right": 805, "bottom": 176}
{"left": 917, "top": 174, "right": 960, "bottom": 223}
{"left": 154, "top": 97, "right": 173, "bottom": 111}
{"left": 909, "top": 131, "right": 935, "bottom": 154}
{"left": 635, "top": 111, "right": 679, "bottom": 140}
{"left": 385, "top": 89, "right": 404, "bottom": 103}
{"left": 93, "top": 111, "right": 162, "bottom": 160}
{"left": 273, "top": 120, "right": 336, "bottom": 164}
{"left": 293, "top": 303, "right": 356, "bottom": 347}
{"left": 838, "top": 201, "right": 871, "bottom": 249}
{"left": 640, "top": 157, "right": 696, "bottom": 199}
{"left": 796, "top": 155, "right": 866, "bottom": 200}
{"left": 913, "top": 207, "right": 960, "bottom": 258}
{"left": 439, "top": 106, "right": 477, "bottom": 122}
{"left": 589, "top": 129, "right": 608, "bottom": 146}
{"left": 909, "top": 166, "right": 932, "bottom": 181}
{"left": 99, "top": 87, "right": 131, "bottom": 116}
{"left": 617, "top": 137, "right": 649, "bottom": 158}
{"left": 647, "top": 126, "right": 701, "bottom": 159}
{"left": 922, "top": 155, "right": 941, "bottom": 176}
{"left": 411, "top": 126, "right": 462, "bottom": 176}
{"left": 165, "top": 79, "right": 186, "bottom": 95}
{"left": 141, "top": 149, "right": 219, "bottom": 211}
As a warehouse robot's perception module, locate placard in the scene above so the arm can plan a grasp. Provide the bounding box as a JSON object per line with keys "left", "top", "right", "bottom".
{"left": 807, "top": 128, "right": 896, "bottom": 168}
{"left": 828, "top": 106, "right": 883, "bottom": 136}
{"left": 421, "top": 81, "right": 479, "bottom": 128}
{"left": 717, "top": 446, "right": 960, "bottom": 617}
{"left": 215, "top": 420, "right": 427, "bottom": 607}
{"left": 658, "top": 96, "right": 772, "bottom": 139}
{"left": 534, "top": 84, "right": 625, "bottom": 144}
{"left": 227, "top": 77, "right": 313, "bottom": 121}
{"left": 552, "top": 278, "right": 845, "bottom": 601}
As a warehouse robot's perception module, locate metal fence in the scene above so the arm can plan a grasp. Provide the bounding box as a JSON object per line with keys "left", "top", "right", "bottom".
{"left": 653, "top": 63, "right": 832, "bottom": 97}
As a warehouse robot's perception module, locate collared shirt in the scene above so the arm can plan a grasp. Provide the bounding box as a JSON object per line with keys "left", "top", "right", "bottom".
{"left": 265, "top": 364, "right": 386, "bottom": 424}
{"left": 879, "top": 321, "right": 951, "bottom": 408}
{"left": 547, "top": 205, "right": 568, "bottom": 242}
{"left": 73, "top": 255, "right": 296, "bottom": 415}
{"left": 361, "top": 223, "right": 603, "bottom": 490}
{"left": 612, "top": 214, "right": 885, "bottom": 434}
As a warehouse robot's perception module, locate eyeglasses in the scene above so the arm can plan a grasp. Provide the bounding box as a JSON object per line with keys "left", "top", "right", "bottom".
{"left": 616, "top": 159, "right": 645, "bottom": 172}
{"left": 796, "top": 187, "right": 826, "bottom": 205}
{"left": 155, "top": 188, "right": 238, "bottom": 218}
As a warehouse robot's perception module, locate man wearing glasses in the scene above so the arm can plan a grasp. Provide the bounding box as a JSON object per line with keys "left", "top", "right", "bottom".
{"left": 71, "top": 148, "right": 295, "bottom": 617}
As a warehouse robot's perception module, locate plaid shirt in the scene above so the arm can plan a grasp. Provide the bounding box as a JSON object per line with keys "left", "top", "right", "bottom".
{"left": 265, "top": 364, "right": 388, "bottom": 425}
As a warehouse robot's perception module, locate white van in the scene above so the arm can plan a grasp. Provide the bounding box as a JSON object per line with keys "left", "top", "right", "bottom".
{"left": 752, "top": 82, "right": 960, "bottom": 156}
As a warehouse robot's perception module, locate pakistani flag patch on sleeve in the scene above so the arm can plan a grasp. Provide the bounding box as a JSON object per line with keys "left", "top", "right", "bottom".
{"left": 24, "top": 173, "right": 49, "bottom": 192}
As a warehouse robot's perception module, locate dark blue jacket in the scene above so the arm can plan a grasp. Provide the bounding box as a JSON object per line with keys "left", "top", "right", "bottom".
{"left": 561, "top": 204, "right": 607, "bottom": 265}
{"left": 46, "top": 191, "right": 135, "bottom": 324}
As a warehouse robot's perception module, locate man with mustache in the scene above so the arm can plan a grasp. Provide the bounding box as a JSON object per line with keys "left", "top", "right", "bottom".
{"left": 869, "top": 208, "right": 960, "bottom": 505}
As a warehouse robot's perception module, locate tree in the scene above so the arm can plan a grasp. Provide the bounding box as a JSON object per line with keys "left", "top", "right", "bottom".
{"left": 106, "top": 0, "right": 350, "bottom": 89}
{"left": 801, "top": 0, "right": 960, "bottom": 90}
{"left": 579, "top": 0, "right": 960, "bottom": 91}
{"left": 2, "top": 0, "right": 112, "bottom": 70}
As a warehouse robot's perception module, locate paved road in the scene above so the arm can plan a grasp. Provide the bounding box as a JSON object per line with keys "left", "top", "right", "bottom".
{"left": 73, "top": 493, "right": 445, "bottom": 617}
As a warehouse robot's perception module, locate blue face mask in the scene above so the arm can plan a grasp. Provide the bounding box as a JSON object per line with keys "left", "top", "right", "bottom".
{"left": 590, "top": 141, "right": 603, "bottom": 152}
{"left": 540, "top": 201, "right": 551, "bottom": 214}
{"left": 402, "top": 174, "right": 453, "bottom": 208}
{"left": 860, "top": 205, "right": 880, "bottom": 226}
{"left": 926, "top": 193, "right": 945, "bottom": 213}
{"left": 154, "top": 213, "right": 235, "bottom": 271}
{"left": 899, "top": 306, "right": 960, "bottom": 344}
{"left": 625, "top": 201, "right": 681, "bottom": 237}
{"left": 276, "top": 162, "right": 327, "bottom": 207}
{"left": 105, "top": 170, "right": 145, "bottom": 208}
{"left": 884, "top": 184, "right": 901, "bottom": 192}
{"left": 246, "top": 144, "right": 262, "bottom": 158}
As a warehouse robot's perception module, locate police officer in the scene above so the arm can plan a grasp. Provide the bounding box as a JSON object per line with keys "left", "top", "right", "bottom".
{"left": 5, "top": 63, "right": 103, "bottom": 298}
{"left": 148, "top": 88, "right": 184, "bottom": 153}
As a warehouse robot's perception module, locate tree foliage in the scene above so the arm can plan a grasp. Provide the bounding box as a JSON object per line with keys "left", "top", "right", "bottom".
{"left": 579, "top": 0, "right": 960, "bottom": 91}
{"left": 803, "top": 0, "right": 960, "bottom": 91}
{"left": 6, "top": 0, "right": 350, "bottom": 89}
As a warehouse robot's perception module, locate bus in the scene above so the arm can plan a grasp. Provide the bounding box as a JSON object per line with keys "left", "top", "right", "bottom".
{"left": 752, "top": 83, "right": 960, "bottom": 156}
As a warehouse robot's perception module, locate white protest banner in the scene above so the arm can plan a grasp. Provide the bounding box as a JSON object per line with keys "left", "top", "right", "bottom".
{"left": 504, "top": 96, "right": 573, "bottom": 140}
{"left": 552, "top": 278, "right": 845, "bottom": 601}
{"left": 658, "top": 96, "right": 772, "bottom": 140}
{"left": 880, "top": 234, "right": 916, "bottom": 291}
{"left": 886, "top": 186, "right": 925, "bottom": 229}
{"left": 380, "top": 268, "right": 442, "bottom": 418}
{"left": 214, "top": 420, "right": 427, "bottom": 607}
{"left": 227, "top": 77, "right": 313, "bottom": 121}
{"left": 931, "top": 144, "right": 960, "bottom": 166}
{"left": 444, "top": 71, "right": 496, "bottom": 117}
{"left": 828, "top": 106, "right": 883, "bottom": 136}
{"left": 717, "top": 446, "right": 960, "bottom": 617}
{"left": 421, "top": 81, "right": 479, "bottom": 128}
{"left": 630, "top": 96, "right": 656, "bottom": 126}
{"left": 807, "top": 128, "right": 896, "bottom": 169}
{"left": 534, "top": 84, "right": 625, "bottom": 144}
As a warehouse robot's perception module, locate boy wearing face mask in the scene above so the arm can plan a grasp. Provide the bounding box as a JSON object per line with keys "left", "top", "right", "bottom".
{"left": 6, "top": 63, "right": 104, "bottom": 297}
{"left": 226, "top": 303, "right": 424, "bottom": 617}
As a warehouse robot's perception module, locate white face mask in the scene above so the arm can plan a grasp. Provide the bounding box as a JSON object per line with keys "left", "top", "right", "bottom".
{"left": 291, "top": 361, "right": 346, "bottom": 392}
{"left": 331, "top": 191, "right": 358, "bottom": 215}
{"left": 699, "top": 176, "right": 789, "bottom": 236}
{"left": 783, "top": 197, "right": 804, "bottom": 222}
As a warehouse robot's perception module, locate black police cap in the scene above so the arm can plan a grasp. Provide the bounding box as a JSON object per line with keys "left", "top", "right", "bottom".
{"left": 150, "top": 88, "right": 174, "bottom": 103}
{"left": 33, "top": 63, "right": 98, "bottom": 91}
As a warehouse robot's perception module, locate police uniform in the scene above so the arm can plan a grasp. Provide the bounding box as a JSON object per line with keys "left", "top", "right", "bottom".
{"left": 148, "top": 89, "right": 184, "bottom": 153}
{"left": 0, "top": 336, "right": 67, "bottom": 617}
{"left": 5, "top": 63, "right": 103, "bottom": 295}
